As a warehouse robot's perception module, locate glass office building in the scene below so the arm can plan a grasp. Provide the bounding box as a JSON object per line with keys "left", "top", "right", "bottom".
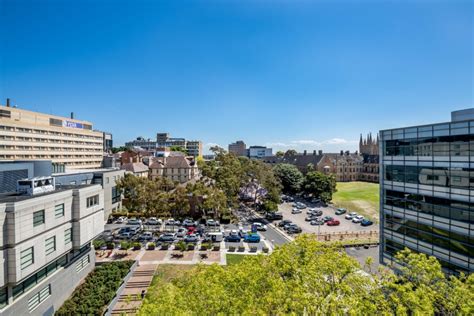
{"left": 380, "top": 109, "right": 474, "bottom": 273}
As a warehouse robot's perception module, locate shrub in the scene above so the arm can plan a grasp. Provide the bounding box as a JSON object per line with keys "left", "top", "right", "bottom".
{"left": 120, "top": 241, "right": 131, "bottom": 251}
{"left": 133, "top": 242, "right": 141, "bottom": 250}
{"left": 262, "top": 246, "right": 269, "bottom": 253}
{"left": 238, "top": 246, "right": 245, "bottom": 252}
{"left": 175, "top": 240, "right": 187, "bottom": 252}
{"left": 93, "top": 239, "right": 105, "bottom": 249}
{"left": 228, "top": 246, "right": 236, "bottom": 252}
{"left": 147, "top": 242, "right": 156, "bottom": 250}
{"left": 161, "top": 243, "right": 170, "bottom": 250}
{"left": 106, "top": 242, "right": 115, "bottom": 250}
{"left": 200, "top": 243, "right": 209, "bottom": 251}
{"left": 250, "top": 246, "right": 258, "bottom": 252}
{"left": 57, "top": 261, "right": 134, "bottom": 315}
{"left": 187, "top": 244, "right": 195, "bottom": 251}
{"left": 213, "top": 245, "right": 220, "bottom": 251}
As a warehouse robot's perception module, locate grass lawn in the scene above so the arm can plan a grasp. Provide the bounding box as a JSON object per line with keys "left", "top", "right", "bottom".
{"left": 226, "top": 254, "right": 249, "bottom": 265}
{"left": 332, "top": 182, "right": 379, "bottom": 222}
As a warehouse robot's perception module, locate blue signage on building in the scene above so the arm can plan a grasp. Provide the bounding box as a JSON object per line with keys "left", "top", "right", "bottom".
{"left": 62, "top": 120, "right": 83, "bottom": 129}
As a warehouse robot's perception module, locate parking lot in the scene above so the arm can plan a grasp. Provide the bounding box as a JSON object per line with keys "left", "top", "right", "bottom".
{"left": 277, "top": 198, "right": 379, "bottom": 235}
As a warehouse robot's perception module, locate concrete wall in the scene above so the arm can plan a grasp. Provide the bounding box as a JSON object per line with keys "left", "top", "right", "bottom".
{"left": 1, "top": 248, "right": 95, "bottom": 316}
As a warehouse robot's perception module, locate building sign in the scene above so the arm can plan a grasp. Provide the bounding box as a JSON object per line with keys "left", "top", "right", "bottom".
{"left": 62, "top": 120, "right": 83, "bottom": 129}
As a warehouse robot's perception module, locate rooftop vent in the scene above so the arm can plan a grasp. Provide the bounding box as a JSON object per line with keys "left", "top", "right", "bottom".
{"left": 17, "top": 176, "right": 55, "bottom": 196}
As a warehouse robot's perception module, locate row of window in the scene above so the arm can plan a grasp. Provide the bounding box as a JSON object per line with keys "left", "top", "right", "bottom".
{"left": 33, "top": 204, "right": 65, "bottom": 228}
{"left": 27, "top": 284, "right": 51, "bottom": 312}
{"left": 0, "top": 135, "right": 101, "bottom": 145}
{"left": 384, "top": 215, "right": 473, "bottom": 248}
{"left": 0, "top": 146, "right": 103, "bottom": 152}
{"left": 86, "top": 195, "right": 100, "bottom": 208}
{"left": 0, "top": 154, "right": 102, "bottom": 160}
{"left": 20, "top": 228, "right": 73, "bottom": 270}
{"left": 384, "top": 189, "right": 473, "bottom": 223}
{"left": 0, "top": 125, "right": 101, "bottom": 140}
{"left": 384, "top": 165, "right": 474, "bottom": 189}
{"left": 383, "top": 239, "right": 468, "bottom": 274}
{"left": 384, "top": 135, "right": 474, "bottom": 157}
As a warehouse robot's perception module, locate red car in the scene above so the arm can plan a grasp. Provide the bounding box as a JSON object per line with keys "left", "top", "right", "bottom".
{"left": 326, "top": 219, "right": 340, "bottom": 226}
{"left": 187, "top": 227, "right": 197, "bottom": 235}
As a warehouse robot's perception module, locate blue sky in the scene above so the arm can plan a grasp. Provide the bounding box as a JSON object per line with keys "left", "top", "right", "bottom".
{"left": 1, "top": 0, "right": 472, "bottom": 154}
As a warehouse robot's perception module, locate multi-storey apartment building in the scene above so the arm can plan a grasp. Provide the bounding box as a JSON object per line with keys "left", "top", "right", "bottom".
{"left": 228, "top": 140, "right": 247, "bottom": 156}
{"left": 0, "top": 179, "right": 104, "bottom": 315}
{"left": 125, "top": 133, "right": 203, "bottom": 157}
{"left": 0, "top": 100, "right": 105, "bottom": 170}
{"left": 380, "top": 109, "right": 474, "bottom": 274}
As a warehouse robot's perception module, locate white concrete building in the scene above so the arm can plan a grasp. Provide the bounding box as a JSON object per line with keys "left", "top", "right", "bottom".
{"left": 0, "top": 182, "right": 105, "bottom": 315}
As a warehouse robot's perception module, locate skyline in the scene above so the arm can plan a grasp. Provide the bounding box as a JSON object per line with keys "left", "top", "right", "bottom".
{"left": 1, "top": 0, "right": 472, "bottom": 154}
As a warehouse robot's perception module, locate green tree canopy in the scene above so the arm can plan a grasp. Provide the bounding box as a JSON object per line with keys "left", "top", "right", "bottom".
{"left": 303, "top": 171, "right": 337, "bottom": 202}
{"left": 273, "top": 163, "right": 304, "bottom": 193}
{"left": 169, "top": 145, "right": 188, "bottom": 154}
{"left": 139, "top": 235, "right": 473, "bottom": 315}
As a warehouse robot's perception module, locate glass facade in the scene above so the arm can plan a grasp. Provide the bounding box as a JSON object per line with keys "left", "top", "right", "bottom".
{"left": 380, "top": 119, "right": 474, "bottom": 274}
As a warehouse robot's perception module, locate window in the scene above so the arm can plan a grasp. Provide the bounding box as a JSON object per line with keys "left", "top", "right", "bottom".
{"left": 86, "top": 195, "right": 99, "bottom": 208}
{"left": 20, "top": 247, "right": 34, "bottom": 270}
{"left": 76, "top": 254, "right": 90, "bottom": 272}
{"left": 33, "top": 210, "right": 45, "bottom": 227}
{"left": 45, "top": 236, "right": 56, "bottom": 255}
{"left": 54, "top": 203, "right": 65, "bottom": 218}
{"left": 65, "top": 228, "right": 72, "bottom": 245}
{"left": 0, "top": 286, "right": 7, "bottom": 309}
{"left": 27, "top": 285, "right": 51, "bottom": 312}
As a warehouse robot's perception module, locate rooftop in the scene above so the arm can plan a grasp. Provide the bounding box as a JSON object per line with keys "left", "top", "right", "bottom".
{"left": 0, "top": 184, "right": 94, "bottom": 203}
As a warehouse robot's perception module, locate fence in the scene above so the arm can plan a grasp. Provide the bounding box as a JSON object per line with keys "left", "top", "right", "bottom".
{"left": 315, "top": 230, "right": 379, "bottom": 242}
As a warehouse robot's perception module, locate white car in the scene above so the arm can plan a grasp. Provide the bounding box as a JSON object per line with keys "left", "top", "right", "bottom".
{"left": 176, "top": 228, "right": 187, "bottom": 238}
{"left": 291, "top": 208, "right": 302, "bottom": 214}
{"left": 345, "top": 212, "right": 358, "bottom": 220}
{"left": 352, "top": 215, "right": 364, "bottom": 223}
{"left": 127, "top": 218, "right": 142, "bottom": 225}
{"left": 252, "top": 222, "right": 267, "bottom": 231}
{"left": 116, "top": 216, "right": 127, "bottom": 224}
{"left": 147, "top": 217, "right": 162, "bottom": 225}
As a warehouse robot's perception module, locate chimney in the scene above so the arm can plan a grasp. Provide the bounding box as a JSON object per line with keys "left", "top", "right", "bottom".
{"left": 303, "top": 150, "right": 307, "bottom": 155}
{"left": 6, "top": 98, "right": 10, "bottom": 107}
{"left": 318, "top": 150, "right": 323, "bottom": 155}
{"left": 313, "top": 150, "right": 316, "bottom": 155}
{"left": 70, "top": 112, "right": 74, "bottom": 119}
{"left": 340, "top": 150, "right": 344, "bottom": 156}
{"left": 345, "top": 150, "right": 350, "bottom": 156}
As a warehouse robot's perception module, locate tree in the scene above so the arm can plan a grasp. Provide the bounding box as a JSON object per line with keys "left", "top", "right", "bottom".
{"left": 138, "top": 236, "right": 474, "bottom": 315}
{"left": 302, "top": 171, "right": 337, "bottom": 202}
{"left": 285, "top": 149, "right": 298, "bottom": 156}
{"left": 275, "top": 150, "right": 285, "bottom": 158}
{"left": 273, "top": 163, "right": 304, "bottom": 193}
{"left": 170, "top": 145, "right": 188, "bottom": 155}
{"left": 111, "top": 146, "right": 128, "bottom": 153}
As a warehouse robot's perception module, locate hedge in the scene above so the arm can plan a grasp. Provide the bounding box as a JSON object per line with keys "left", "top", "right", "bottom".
{"left": 56, "top": 260, "right": 134, "bottom": 315}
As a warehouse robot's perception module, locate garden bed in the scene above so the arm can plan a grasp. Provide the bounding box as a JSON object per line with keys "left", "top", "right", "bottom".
{"left": 56, "top": 260, "right": 134, "bottom": 315}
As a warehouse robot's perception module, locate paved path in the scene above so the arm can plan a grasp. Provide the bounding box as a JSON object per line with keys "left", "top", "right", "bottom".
{"left": 110, "top": 264, "right": 157, "bottom": 316}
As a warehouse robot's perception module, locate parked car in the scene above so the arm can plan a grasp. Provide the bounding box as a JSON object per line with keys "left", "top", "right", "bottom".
{"left": 158, "top": 233, "right": 176, "bottom": 242}
{"left": 322, "top": 216, "right": 333, "bottom": 222}
{"left": 305, "top": 216, "right": 318, "bottom": 222}
{"left": 176, "top": 228, "right": 187, "bottom": 238}
{"left": 287, "top": 226, "right": 302, "bottom": 234}
{"left": 244, "top": 233, "right": 261, "bottom": 243}
{"left": 225, "top": 233, "right": 241, "bottom": 242}
{"left": 187, "top": 227, "right": 197, "bottom": 235}
{"left": 206, "top": 219, "right": 220, "bottom": 226}
{"left": 119, "top": 232, "right": 132, "bottom": 239}
{"left": 287, "top": 196, "right": 295, "bottom": 202}
{"left": 278, "top": 220, "right": 292, "bottom": 227}
{"left": 345, "top": 212, "right": 358, "bottom": 220}
{"left": 182, "top": 218, "right": 197, "bottom": 227}
{"left": 284, "top": 223, "right": 299, "bottom": 231}
{"left": 165, "top": 218, "right": 177, "bottom": 225}
{"left": 252, "top": 222, "right": 267, "bottom": 231}
{"left": 291, "top": 208, "right": 302, "bottom": 214}
{"left": 311, "top": 198, "right": 321, "bottom": 204}
{"left": 296, "top": 203, "right": 307, "bottom": 209}
{"left": 146, "top": 217, "right": 161, "bottom": 225}
{"left": 326, "top": 219, "right": 340, "bottom": 226}
{"left": 310, "top": 219, "right": 324, "bottom": 226}
{"left": 127, "top": 218, "right": 142, "bottom": 225}
{"left": 138, "top": 231, "right": 154, "bottom": 241}
{"left": 116, "top": 216, "right": 127, "bottom": 224}
{"left": 266, "top": 212, "right": 283, "bottom": 220}
{"left": 361, "top": 219, "right": 374, "bottom": 226}
{"left": 352, "top": 215, "right": 364, "bottom": 223}
{"left": 309, "top": 209, "right": 323, "bottom": 216}
{"left": 335, "top": 208, "right": 347, "bottom": 215}
{"left": 184, "top": 234, "right": 199, "bottom": 243}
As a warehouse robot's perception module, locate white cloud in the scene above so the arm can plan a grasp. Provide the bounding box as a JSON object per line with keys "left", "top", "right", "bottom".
{"left": 265, "top": 142, "right": 293, "bottom": 148}
{"left": 204, "top": 142, "right": 220, "bottom": 148}
{"left": 291, "top": 140, "right": 321, "bottom": 145}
